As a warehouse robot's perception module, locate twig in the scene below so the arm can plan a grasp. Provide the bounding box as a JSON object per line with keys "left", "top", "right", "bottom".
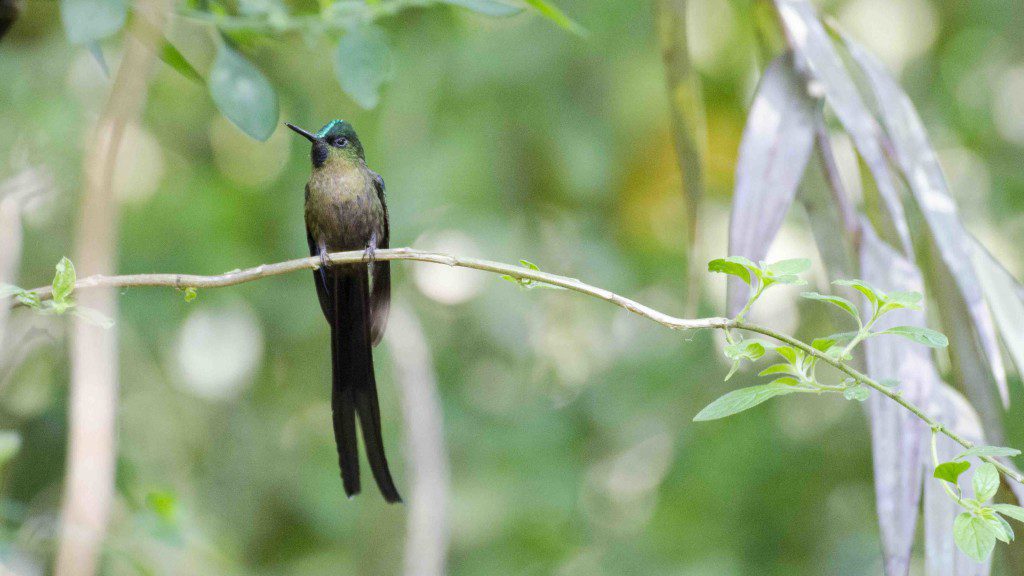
{"left": 17, "top": 247, "right": 1022, "bottom": 486}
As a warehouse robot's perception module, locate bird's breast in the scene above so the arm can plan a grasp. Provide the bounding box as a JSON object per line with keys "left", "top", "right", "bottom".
{"left": 305, "top": 168, "right": 383, "bottom": 251}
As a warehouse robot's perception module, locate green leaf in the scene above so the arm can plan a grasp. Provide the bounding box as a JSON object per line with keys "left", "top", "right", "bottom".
{"left": 843, "top": 385, "right": 869, "bottom": 402}
{"left": 0, "top": 431, "right": 21, "bottom": 466}
{"left": 991, "top": 504, "right": 1024, "bottom": 524}
{"left": 209, "top": 41, "right": 279, "bottom": 141}
{"left": 955, "top": 446, "right": 1022, "bottom": 461}
{"left": 724, "top": 360, "right": 741, "bottom": 382}
{"left": 811, "top": 337, "right": 836, "bottom": 352}
{"left": 160, "top": 40, "right": 203, "bottom": 83}
{"left": 954, "top": 512, "right": 997, "bottom": 562}
{"left": 934, "top": 460, "right": 971, "bottom": 484}
{"left": 758, "top": 363, "right": 796, "bottom": 377}
{"left": 973, "top": 463, "right": 1000, "bottom": 503}
{"left": 523, "top": 0, "right": 585, "bottom": 35}
{"left": 765, "top": 258, "right": 811, "bottom": 277}
{"left": 334, "top": 24, "right": 392, "bottom": 110}
{"left": 764, "top": 274, "right": 806, "bottom": 287}
{"left": 16, "top": 291, "right": 41, "bottom": 309}
{"left": 183, "top": 287, "right": 198, "bottom": 302}
{"left": 52, "top": 257, "right": 76, "bottom": 304}
{"left": 440, "top": 0, "right": 524, "bottom": 16}
{"left": 60, "top": 0, "right": 127, "bottom": 44}
{"left": 72, "top": 306, "right": 115, "bottom": 329}
{"left": 774, "top": 345, "right": 800, "bottom": 365}
{"left": 987, "top": 512, "right": 1015, "bottom": 543}
{"left": 708, "top": 257, "right": 758, "bottom": 285}
{"left": 693, "top": 382, "right": 798, "bottom": 421}
{"left": 880, "top": 290, "right": 923, "bottom": 313}
{"left": 800, "top": 292, "right": 860, "bottom": 321}
{"left": 878, "top": 326, "right": 949, "bottom": 348}
{"left": 131, "top": 11, "right": 202, "bottom": 84}
{"left": 724, "top": 339, "right": 770, "bottom": 362}
{"left": 519, "top": 259, "right": 540, "bottom": 271}
{"left": 2, "top": 284, "right": 41, "bottom": 309}
{"left": 833, "top": 279, "right": 884, "bottom": 306}
{"left": 826, "top": 331, "right": 859, "bottom": 344}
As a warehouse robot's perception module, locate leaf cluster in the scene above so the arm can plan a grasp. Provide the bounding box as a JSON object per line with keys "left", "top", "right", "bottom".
{"left": 1, "top": 257, "right": 113, "bottom": 328}
{"left": 932, "top": 445, "right": 1024, "bottom": 561}
{"left": 501, "top": 260, "right": 566, "bottom": 291}
{"left": 697, "top": 258, "right": 949, "bottom": 422}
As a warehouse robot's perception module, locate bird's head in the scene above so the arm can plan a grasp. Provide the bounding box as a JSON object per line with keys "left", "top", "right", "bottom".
{"left": 286, "top": 119, "right": 365, "bottom": 168}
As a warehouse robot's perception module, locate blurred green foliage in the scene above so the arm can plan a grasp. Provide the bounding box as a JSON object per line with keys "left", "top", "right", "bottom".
{"left": 1, "top": 0, "right": 1024, "bottom": 574}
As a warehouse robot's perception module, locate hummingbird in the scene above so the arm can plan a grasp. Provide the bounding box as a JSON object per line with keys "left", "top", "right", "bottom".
{"left": 286, "top": 119, "right": 401, "bottom": 503}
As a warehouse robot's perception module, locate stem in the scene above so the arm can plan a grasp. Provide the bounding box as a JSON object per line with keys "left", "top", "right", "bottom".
{"left": 14, "top": 247, "right": 1023, "bottom": 486}
{"left": 734, "top": 320, "right": 1024, "bottom": 485}
{"left": 932, "top": 429, "right": 967, "bottom": 506}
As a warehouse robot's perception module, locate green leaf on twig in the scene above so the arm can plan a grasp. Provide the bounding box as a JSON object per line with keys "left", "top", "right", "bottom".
{"left": 843, "top": 385, "right": 869, "bottom": 402}
{"left": 988, "top": 512, "right": 1015, "bottom": 543}
{"left": 934, "top": 460, "right": 971, "bottom": 484}
{"left": 991, "top": 504, "right": 1024, "bottom": 524}
{"left": 973, "top": 463, "right": 1000, "bottom": 503}
{"left": 833, "top": 279, "right": 884, "bottom": 306}
{"left": 956, "top": 446, "right": 1021, "bottom": 460}
{"left": 1, "top": 284, "right": 41, "bottom": 309}
{"left": 801, "top": 292, "right": 860, "bottom": 322}
{"left": 52, "top": 257, "right": 76, "bottom": 304}
{"left": 694, "top": 381, "right": 798, "bottom": 421}
{"left": 501, "top": 260, "right": 565, "bottom": 290}
{"left": 708, "top": 256, "right": 758, "bottom": 285}
{"left": 879, "top": 326, "right": 948, "bottom": 348}
{"left": 954, "top": 512, "right": 997, "bottom": 562}
{"left": 879, "top": 290, "right": 923, "bottom": 313}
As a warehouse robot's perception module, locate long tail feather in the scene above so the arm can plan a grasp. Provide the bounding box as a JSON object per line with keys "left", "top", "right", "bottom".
{"left": 331, "top": 274, "right": 361, "bottom": 498}
{"left": 333, "top": 268, "right": 401, "bottom": 503}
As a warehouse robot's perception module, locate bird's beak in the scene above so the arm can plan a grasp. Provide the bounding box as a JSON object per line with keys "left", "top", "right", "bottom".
{"left": 285, "top": 123, "right": 318, "bottom": 143}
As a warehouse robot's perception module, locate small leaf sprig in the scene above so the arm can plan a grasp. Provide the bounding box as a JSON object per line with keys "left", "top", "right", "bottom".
{"left": 701, "top": 255, "right": 1023, "bottom": 562}
{"left": 501, "top": 260, "right": 566, "bottom": 291}
{"left": 930, "top": 432, "right": 1024, "bottom": 561}
{"left": 697, "top": 256, "right": 947, "bottom": 420}
{"left": 1, "top": 257, "right": 113, "bottom": 328}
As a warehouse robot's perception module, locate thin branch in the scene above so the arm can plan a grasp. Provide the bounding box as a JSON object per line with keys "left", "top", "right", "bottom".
{"left": 23, "top": 248, "right": 730, "bottom": 331}
{"left": 18, "top": 247, "right": 1022, "bottom": 486}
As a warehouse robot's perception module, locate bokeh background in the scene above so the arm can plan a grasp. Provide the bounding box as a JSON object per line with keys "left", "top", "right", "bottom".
{"left": 2, "top": 0, "right": 1024, "bottom": 574}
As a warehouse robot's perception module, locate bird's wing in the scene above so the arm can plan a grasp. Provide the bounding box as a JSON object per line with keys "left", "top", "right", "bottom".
{"left": 307, "top": 231, "right": 332, "bottom": 320}
{"left": 369, "top": 170, "right": 390, "bottom": 346}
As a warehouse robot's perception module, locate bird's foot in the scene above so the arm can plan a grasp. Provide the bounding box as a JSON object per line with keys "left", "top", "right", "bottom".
{"left": 364, "top": 233, "right": 378, "bottom": 272}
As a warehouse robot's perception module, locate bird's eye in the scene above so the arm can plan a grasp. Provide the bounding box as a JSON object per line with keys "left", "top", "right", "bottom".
{"left": 333, "top": 137, "right": 348, "bottom": 148}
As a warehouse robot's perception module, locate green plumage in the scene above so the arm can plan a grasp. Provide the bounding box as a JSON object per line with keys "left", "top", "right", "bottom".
{"left": 287, "top": 120, "right": 398, "bottom": 503}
